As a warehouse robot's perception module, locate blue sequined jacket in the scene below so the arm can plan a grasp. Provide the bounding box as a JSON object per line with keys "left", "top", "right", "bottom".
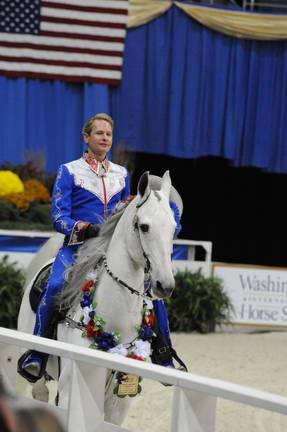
{"left": 51, "top": 156, "right": 130, "bottom": 245}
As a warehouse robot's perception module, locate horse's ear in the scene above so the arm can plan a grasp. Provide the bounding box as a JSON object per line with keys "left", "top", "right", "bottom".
{"left": 137, "top": 171, "right": 150, "bottom": 197}
{"left": 161, "top": 170, "right": 172, "bottom": 198}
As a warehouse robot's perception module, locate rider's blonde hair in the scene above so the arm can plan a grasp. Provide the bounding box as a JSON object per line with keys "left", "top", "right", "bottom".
{"left": 82, "top": 113, "right": 114, "bottom": 136}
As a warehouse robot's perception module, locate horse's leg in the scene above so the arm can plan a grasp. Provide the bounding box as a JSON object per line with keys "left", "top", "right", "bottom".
{"left": 15, "top": 361, "right": 58, "bottom": 404}
{"left": 31, "top": 376, "right": 49, "bottom": 402}
{"left": 104, "top": 372, "right": 132, "bottom": 426}
{"left": 57, "top": 357, "right": 72, "bottom": 409}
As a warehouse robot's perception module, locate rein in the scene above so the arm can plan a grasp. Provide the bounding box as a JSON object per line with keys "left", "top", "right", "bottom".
{"left": 102, "top": 254, "right": 159, "bottom": 301}
{"left": 136, "top": 191, "right": 151, "bottom": 208}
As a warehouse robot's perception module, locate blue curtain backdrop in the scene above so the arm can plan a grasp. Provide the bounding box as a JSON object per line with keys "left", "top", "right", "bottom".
{"left": 0, "top": 78, "right": 109, "bottom": 172}
{"left": 0, "top": 5, "right": 287, "bottom": 173}
{"left": 111, "top": 6, "right": 287, "bottom": 172}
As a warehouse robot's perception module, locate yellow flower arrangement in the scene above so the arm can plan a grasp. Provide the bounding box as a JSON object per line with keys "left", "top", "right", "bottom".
{"left": 2, "top": 179, "right": 51, "bottom": 213}
{"left": 0, "top": 171, "right": 24, "bottom": 197}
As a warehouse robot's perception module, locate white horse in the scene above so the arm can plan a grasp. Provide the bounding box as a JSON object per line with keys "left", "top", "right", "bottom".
{"left": 17, "top": 170, "right": 183, "bottom": 425}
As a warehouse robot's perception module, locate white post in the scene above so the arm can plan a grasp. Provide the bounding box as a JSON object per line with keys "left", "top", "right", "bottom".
{"left": 171, "top": 387, "right": 217, "bottom": 432}
{"left": 67, "top": 360, "right": 107, "bottom": 432}
{"left": 67, "top": 360, "right": 132, "bottom": 432}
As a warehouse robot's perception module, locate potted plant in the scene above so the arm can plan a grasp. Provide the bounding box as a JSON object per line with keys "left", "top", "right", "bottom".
{"left": 166, "top": 269, "right": 233, "bottom": 333}
{"left": 0, "top": 256, "right": 25, "bottom": 329}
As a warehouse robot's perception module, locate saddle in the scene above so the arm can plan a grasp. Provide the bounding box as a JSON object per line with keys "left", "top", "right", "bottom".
{"left": 28, "top": 262, "right": 67, "bottom": 323}
{"left": 29, "top": 263, "right": 52, "bottom": 313}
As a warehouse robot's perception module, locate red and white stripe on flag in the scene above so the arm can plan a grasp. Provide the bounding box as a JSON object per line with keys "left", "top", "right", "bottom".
{"left": 0, "top": 0, "right": 129, "bottom": 84}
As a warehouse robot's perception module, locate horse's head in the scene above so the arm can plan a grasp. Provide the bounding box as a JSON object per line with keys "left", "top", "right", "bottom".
{"left": 133, "top": 170, "right": 182, "bottom": 298}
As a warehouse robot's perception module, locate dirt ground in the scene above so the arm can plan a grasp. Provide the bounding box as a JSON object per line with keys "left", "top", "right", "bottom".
{"left": 122, "top": 330, "right": 287, "bottom": 432}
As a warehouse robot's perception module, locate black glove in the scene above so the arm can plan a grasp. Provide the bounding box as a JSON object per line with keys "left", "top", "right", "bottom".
{"left": 84, "top": 224, "right": 100, "bottom": 239}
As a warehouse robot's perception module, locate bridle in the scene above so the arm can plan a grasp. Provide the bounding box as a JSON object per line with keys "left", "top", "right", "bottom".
{"left": 102, "top": 254, "right": 158, "bottom": 301}
{"left": 136, "top": 191, "right": 151, "bottom": 209}
{"left": 103, "top": 192, "right": 159, "bottom": 301}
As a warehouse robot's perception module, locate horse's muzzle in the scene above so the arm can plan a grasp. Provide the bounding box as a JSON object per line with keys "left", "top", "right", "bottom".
{"left": 155, "top": 280, "right": 174, "bottom": 298}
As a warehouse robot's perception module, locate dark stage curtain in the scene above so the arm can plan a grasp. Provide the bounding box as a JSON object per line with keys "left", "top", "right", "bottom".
{"left": 130, "top": 153, "right": 287, "bottom": 268}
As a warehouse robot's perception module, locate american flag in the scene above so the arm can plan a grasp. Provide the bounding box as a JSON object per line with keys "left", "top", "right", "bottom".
{"left": 0, "top": 0, "right": 129, "bottom": 84}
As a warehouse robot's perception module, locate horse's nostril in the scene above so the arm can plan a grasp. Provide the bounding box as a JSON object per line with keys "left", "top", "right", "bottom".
{"left": 156, "top": 281, "right": 163, "bottom": 291}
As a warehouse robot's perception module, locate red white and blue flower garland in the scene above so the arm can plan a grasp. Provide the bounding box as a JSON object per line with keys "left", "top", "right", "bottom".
{"left": 79, "top": 275, "right": 156, "bottom": 363}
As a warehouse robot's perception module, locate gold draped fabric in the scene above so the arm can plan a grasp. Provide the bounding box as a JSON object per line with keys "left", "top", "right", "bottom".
{"left": 127, "top": 0, "right": 287, "bottom": 40}
{"left": 128, "top": 1, "right": 172, "bottom": 28}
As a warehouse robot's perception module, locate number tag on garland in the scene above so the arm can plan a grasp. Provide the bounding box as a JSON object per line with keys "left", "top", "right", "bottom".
{"left": 114, "top": 372, "right": 142, "bottom": 398}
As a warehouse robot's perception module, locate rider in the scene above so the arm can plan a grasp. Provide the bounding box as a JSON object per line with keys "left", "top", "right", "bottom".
{"left": 21, "top": 113, "right": 178, "bottom": 380}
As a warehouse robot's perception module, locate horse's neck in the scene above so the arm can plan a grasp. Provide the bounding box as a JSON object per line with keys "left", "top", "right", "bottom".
{"left": 93, "top": 207, "right": 145, "bottom": 343}
{"left": 106, "top": 203, "right": 144, "bottom": 290}
{"left": 109, "top": 239, "right": 142, "bottom": 286}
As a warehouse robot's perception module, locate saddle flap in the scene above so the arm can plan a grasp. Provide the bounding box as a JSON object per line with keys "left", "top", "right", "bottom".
{"left": 29, "top": 263, "right": 52, "bottom": 313}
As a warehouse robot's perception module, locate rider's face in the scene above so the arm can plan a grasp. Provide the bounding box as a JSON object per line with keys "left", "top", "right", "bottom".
{"left": 84, "top": 119, "right": 113, "bottom": 161}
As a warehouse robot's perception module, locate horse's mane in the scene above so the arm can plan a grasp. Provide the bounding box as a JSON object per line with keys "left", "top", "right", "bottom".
{"left": 58, "top": 202, "right": 129, "bottom": 310}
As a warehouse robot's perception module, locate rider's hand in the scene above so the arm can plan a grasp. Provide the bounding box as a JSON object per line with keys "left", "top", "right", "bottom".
{"left": 84, "top": 224, "right": 100, "bottom": 239}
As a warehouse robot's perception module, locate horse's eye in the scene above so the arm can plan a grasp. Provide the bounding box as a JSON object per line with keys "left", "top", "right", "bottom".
{"left": 140, "top": 224, "right": 149, "bottom": 233}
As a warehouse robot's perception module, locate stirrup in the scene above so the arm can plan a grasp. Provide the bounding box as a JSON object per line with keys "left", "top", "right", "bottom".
{"left": 17, "top": 350, "right": 49, "bottom": 384}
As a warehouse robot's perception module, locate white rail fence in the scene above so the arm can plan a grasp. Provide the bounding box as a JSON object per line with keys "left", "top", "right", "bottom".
{"left": 0, "top": 327, "right": 287, "bottom": 432}
{"left": 172, "top": 239, "right": 212, "bottom": 277}
{"left": 0, "top": 230, "right": 213, "bottom": 277}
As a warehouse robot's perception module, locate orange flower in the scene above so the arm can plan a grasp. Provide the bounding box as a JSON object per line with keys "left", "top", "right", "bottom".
{"left": 3, "top": 192, "right": 32, "bottom": 212}
{"left": 2, "top": 179, "right": 51, "bottom": 212}
{"left": 24, "top": 179, "right": 51, "bottom": 203}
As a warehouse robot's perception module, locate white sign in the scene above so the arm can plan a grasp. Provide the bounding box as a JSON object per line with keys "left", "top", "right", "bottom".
{"left": 213, "top": 264, "right": 287, "bottom": 328}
